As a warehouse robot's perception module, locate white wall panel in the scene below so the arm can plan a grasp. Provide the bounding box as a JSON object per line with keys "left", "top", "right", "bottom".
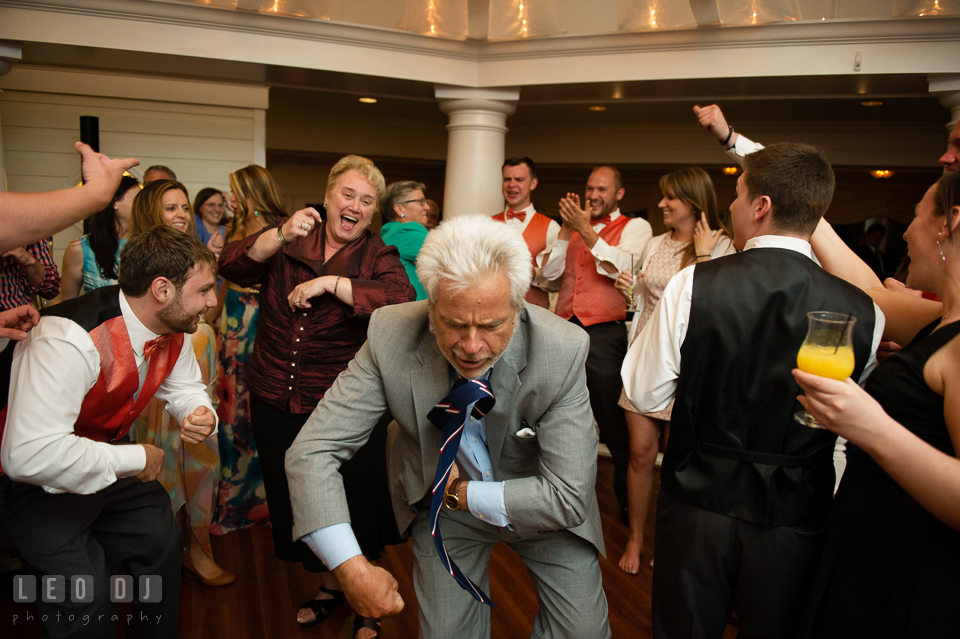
{"left": 0, "top": 83, "right": 266, "bottom": 269}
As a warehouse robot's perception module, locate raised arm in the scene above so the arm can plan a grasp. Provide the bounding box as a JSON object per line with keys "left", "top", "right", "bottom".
{"left": 810, "top": 218, "right": 941, "bottom": 345}
{"left": 0, "top": 143, "right": 138, "bottom": 253}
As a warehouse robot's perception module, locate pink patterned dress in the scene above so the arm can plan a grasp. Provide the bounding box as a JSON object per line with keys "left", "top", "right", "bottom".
{"left": 618, "top": 235, "right": 688, "bottom": 420}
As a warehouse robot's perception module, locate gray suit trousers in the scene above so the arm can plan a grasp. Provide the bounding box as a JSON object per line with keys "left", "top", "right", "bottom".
{"left": 410, "top": 502, "right": 611, "bottom": 639}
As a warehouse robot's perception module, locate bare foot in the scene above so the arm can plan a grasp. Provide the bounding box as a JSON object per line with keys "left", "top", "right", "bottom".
{"left": 618, "top": 534, "right": 645, "bottom": 574}
{"left": 297, "top": 588, "right": 337, "bottom": 626}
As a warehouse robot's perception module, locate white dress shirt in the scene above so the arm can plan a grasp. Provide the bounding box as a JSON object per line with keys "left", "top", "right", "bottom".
{"left": 540, "top": 210, "right": 653, "bottom": 282}
{"left": 727, "top": 134, "right": 765, "bottom": 164}
{"left": 1, "top": 291, "right": 216, "bottom": 495}
{"left": 622, "top": 235, "right": 885, "bottom": 414}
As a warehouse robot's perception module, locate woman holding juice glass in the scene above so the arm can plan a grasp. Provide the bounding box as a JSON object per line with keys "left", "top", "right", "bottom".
{"left": 793, "top": 169, "right": 960, "bottom": 638}
{"left": 612, "top": 167, "right": 734, "bottom": 574}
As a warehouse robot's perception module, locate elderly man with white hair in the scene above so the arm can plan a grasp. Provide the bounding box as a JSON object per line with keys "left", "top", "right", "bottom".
{"left": 286, "top": 215, "right": 610, "bottom": 639}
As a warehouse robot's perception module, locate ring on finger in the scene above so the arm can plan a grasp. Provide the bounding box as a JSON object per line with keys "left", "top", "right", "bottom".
{"left": 301, "top": 222, "right": 310, "bottom": 231}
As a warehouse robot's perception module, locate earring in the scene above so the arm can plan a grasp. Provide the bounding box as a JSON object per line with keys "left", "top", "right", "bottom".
{"left": 938, "top": 231, "right": 946, "bottom": 262}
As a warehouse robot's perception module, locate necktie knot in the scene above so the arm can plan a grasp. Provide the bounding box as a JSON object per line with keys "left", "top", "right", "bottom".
{"left": 143, "top": 334, "right": 172, "bottom": 360}
{"left": 505, "top": 209, "right": 526, "bottom": 223}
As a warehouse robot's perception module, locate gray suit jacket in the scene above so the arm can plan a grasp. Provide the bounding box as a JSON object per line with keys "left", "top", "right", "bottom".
{"left": 286, "top": 300, "right": 605, "bottom": 556}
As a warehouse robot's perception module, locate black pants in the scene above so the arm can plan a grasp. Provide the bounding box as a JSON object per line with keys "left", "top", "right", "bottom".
{"left": 0, "top": 475, "right": 181, "bottom": 639}
{"left": 652, "top": 489, "right": 827, "bottom": 639}
{"left": 250, "top": 397, "right": 400, "bottom": 573}
{"left": 573, "top": 317, "right": 630, "bottom": 510}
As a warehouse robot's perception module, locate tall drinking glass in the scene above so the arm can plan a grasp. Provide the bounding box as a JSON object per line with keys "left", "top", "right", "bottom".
{"left": 625, "top": 254, "right": 641, "bottom": 312}
{"left": 794, "top": 311, "right": 856, "bottom": 428}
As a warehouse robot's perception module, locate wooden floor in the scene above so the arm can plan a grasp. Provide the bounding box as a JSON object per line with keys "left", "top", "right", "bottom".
{"left": 1, "top": 459, "right": 737, "bottom": 638}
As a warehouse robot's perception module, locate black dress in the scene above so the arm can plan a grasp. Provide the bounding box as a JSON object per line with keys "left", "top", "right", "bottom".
{"left": 799, "top": 320, "right": 960, "bottom": 638}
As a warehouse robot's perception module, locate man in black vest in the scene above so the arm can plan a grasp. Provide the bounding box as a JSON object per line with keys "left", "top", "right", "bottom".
{"left": 622, "top": 143, "right": 884, "bottom": 638}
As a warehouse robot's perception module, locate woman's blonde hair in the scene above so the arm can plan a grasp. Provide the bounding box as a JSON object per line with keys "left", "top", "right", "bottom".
{"left": 326, "top": 155, "right": 386, "bottom": 213}
{"left": 131, "top": 180, "right": 197, "bottom": 237}
{"left": 228, "top": 165, "right": 286, "bottom": 240}
{"left": 659, "top": 167, "right": 730, "bottom": 268}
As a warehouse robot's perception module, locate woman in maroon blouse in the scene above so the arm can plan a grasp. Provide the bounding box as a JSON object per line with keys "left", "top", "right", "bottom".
{"left": 219, "top": 155, "right": 415, "bottom": 636}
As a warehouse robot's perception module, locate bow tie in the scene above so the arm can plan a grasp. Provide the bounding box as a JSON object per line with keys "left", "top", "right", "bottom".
{"left": 143, "top": 334, "right": 172, "bottom": 360}
{"left": 505, "top": 209, "right": 526, "bottom": 223}
{"left": 592, "top": 213, "right": 613, "bottom": 227}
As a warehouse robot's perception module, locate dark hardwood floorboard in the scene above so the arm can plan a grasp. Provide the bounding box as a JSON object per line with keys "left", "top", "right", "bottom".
{"left": 1, "top": 458, "right": 737, "bottom": 638}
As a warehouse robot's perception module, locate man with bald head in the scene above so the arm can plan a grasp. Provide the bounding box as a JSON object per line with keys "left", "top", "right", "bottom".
{"left": 941, "top": 118, "right": 960, "bottom": 172}
{"left": 540, "top": 166, "right": 652, "bottom": 521}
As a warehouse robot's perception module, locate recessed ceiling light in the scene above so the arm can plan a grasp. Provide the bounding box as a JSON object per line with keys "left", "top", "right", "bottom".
{"left": 588, "top": 106, "right": 607, "bottom": 112}
{"left": 861, "top": 100, "right": 883, "bottom": 107}
{"left": 359, "top": 97, "right": 377, "bottom": 104}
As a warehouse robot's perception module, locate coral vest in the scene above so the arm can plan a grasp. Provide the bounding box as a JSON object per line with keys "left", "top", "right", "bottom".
{"left": 0, "top": 286, "right": 184, "bottom": 475}
{"left": 555, "top": 215, "right": 630, "bottom": 326}
{"left": 493, "top": 210, "right": 553, "bottom": 308}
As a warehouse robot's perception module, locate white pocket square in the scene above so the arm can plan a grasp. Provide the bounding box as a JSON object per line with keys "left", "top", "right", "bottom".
{"left": 514, "top": 427, "right": 536, "bottom": 438}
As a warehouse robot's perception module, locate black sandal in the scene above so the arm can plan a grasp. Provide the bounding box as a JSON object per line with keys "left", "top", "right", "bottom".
{"left": 297, "top": 586, "right": 345, "bottom": 628}
{"left": 354, "top": 615, "right": 382, "bottom": 639}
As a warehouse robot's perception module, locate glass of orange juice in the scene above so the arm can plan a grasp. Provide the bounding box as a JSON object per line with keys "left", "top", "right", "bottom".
{"left": 795, "top": 311, "right": 856, "bottom": 428}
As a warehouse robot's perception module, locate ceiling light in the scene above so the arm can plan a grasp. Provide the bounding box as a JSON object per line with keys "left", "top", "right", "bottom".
{"left": 722, "top": 167, "right": 739, "bottom": 175}
{"left": 860, "top": 101, "right": 883, "bottom": 107}
{"left": 870, "top": 170, "right": 894, "bottom": 179}
{"left": 359, "top": 97, "right": 377, "bottom": 104}
{"left": 588, "top": 106, "right": 607, "bottom": 112}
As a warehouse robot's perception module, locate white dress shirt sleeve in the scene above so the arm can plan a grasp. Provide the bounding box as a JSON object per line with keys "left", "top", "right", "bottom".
{"left": 152, "top": 335, "right": 219, "bottom": 435}
{"left": 1, "top": 317, "right": 147, "bottom": 494}
{"left": 590, "top": 217, "right": 653, "bottom": 280}
{"left": 621, "top": 265, "right": 695, "bottom": 414}
{"left": 538, "top": 238, "right": 569, "bottom": 282}
{"left": 726, "top": 134, "right": 765, "bottom": 165}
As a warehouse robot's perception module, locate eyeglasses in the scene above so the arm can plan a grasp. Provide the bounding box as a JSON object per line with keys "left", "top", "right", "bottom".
{"left": 400, "top": 198, "right": 427, "bottom": 207}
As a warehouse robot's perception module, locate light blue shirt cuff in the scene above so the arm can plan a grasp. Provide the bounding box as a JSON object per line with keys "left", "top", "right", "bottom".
{"left": 467, "top": 480, "right": 511, "bottom": 527}
{"left": 302, "top": 523, "right": 363, "bottom": 571}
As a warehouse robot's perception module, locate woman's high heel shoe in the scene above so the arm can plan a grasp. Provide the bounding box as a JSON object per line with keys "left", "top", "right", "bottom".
{"left": 181, "top": 550, "right": 236, "bottom": 587}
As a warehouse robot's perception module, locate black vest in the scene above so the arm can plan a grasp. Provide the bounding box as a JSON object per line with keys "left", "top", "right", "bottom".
{"left": 0, "top": 287, "right": 124, "bottom": 408}
{"left": 663, "top": 248, "right": 876, "bottom": 527}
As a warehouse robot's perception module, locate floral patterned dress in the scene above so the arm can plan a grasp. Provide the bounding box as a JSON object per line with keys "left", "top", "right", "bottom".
{"left": 209, "top": 284, "right": 270, "bottom": 533}
{"left": 130, "top": 319, "right": 221, "bottom": 556}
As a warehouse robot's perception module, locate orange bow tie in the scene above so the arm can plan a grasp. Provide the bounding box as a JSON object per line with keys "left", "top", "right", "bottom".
{"left": 506, "top": 209, "right": 526, "bottom": 222}
{"left": 143, "top": 334, "right": 172, "bottom": 360}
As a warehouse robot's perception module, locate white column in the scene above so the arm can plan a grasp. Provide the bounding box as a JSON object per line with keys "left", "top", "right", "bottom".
{"left": 930, "top": 75, "right": 960, "bottom": 134}
{"left": 0, "top": 44, "right": 22, "bottom": 192}
{"left": 436, "top": 86, "right": 519, "bottom": 219}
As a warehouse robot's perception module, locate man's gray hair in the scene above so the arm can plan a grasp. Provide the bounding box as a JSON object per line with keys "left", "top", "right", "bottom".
{"left": 383, "top": 181, "right": 425, "bottom": 223}
{"left": 144, "top": 164, "right": 177, "bottom": 181}
{"left": 416, "top": 215, "right": 532, "bottom": 309}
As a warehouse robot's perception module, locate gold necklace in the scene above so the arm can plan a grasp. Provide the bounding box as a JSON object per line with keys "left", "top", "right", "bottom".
{"left": 942, "top": 299, "right": 960, "bottom": 323}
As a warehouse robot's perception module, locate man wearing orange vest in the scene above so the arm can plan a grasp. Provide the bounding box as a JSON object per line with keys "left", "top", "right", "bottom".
{"left": 0, "top": 226, "right": 218, "bottom": 639}
{"left": 491, "top": 157, "right": 560, "bottom": 308}
{"left": 541, "top": 166, "right": 652, "bottom": 519}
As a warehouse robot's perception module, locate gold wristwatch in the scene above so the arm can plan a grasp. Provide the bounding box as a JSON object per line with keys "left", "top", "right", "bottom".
{"left": 444, "top": 478, "right": 465, "bottom": 511}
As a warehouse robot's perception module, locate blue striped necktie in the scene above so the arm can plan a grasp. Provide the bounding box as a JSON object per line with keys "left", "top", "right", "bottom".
{"left": 427, "top": 375, "right": 496, "bottom": 606}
